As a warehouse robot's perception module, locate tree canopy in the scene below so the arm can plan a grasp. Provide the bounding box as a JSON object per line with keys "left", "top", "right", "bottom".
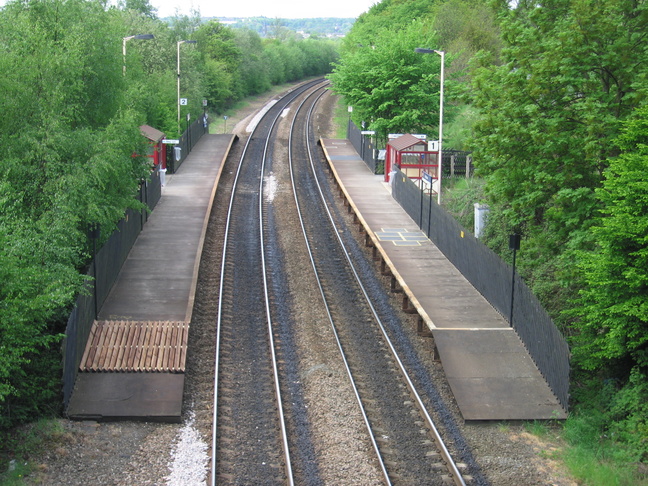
{"left": 0, "top": 0, "right": 338, "bottom": 429}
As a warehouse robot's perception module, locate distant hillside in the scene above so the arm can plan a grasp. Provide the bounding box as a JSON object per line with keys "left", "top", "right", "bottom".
{"left": 208, "top": 17, "right": 355, "bottom": 38}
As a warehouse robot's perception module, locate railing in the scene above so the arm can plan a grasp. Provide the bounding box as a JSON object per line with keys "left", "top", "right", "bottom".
{"left": 347, "top": 122, "right": 472, "bottom": 178}
{"left": 348, "top": 121, "right": 381, "bottom": 174}
{"left": 168, "top": 115, "right": 209, "bottom": 173}
{"left": 61, "top": 167, "right": 162, "bottom": 408}
{"left": 391, "top": 170, "right": 570, "bottom": 410}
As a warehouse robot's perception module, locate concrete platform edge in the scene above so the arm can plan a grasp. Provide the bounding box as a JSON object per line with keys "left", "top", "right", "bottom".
{"left": 320, "top": 139, "right": 437, "bottom": 333}
{"left": 184, "top": 134, "right": 236, "bottom": 323}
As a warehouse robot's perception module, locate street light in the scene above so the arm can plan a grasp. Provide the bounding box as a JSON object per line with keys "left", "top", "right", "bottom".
{"left": 177, "top": 40, "right": 197, "bottom": 134}
{"left": 122, "top": 34, "right": 154, "bottom": 76}
{"left": 415, "top": 47, "right": 445, "bottom": 205}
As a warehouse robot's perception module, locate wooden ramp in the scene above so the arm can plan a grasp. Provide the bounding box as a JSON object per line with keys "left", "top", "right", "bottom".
{"left": 66, "top": 320, "right": 188, "bottom": 422}
{"left": 80, "top": 320, "right": 189, "bottom": 373}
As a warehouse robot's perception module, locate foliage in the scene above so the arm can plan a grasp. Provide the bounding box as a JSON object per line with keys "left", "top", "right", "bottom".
{"left": 329, "top": 18, "right": 444, "bottom": 142}
{"left": 441, "top": 176, "right": 486, "bottom": 230}
{"left": 571, "top": 105, "right": 648, "bottom": 374}
{"left": 432, "top": 0, "right": 502, "bottom": 75}
{"left": 563, "top": 371, "right": 648, "bottom": 484}
{"left": 0, "top": 0, "right": 338, "bottom": 430}
{"left": 0, "top": 0, "right": 150, "bottom": 418}
{"left": 195, "top": 21, "right": 339, "bottom": 114}
{"left": 467, "top": 0, "right": 648, "bottom": 475}
{"left": 0, "top": 418, "right": 68, "bottom": 483}
{"left": 470, "top": 0, "right": 648, "bottom": 310}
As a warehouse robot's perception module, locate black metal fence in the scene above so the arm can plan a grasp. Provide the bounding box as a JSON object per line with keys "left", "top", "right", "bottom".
{"left": 61, "top": 168, "right": 162, "bottom": 408}
{"left": 348, "top": 121, "right": 381, "bottom": 174}
{"left": 443, "top": 150, "right": 473, "bottom": 178}
{"left": 167, "top": 115, "right": 209, "bottom": 173}
{"left": 392, "top": 170, "right": 570, "bottom": 410}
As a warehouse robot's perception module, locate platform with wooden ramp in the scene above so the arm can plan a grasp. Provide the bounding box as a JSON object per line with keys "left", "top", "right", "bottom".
{"left": 65, "top": 134, "right": 234, "bottom": 422}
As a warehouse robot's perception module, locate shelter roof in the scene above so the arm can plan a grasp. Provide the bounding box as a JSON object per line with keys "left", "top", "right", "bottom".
{"left": 388, "top": 133, "right": 427, "bottom": 151}
{"left": 140, "top": 125, "right": 165, "bottom": 142}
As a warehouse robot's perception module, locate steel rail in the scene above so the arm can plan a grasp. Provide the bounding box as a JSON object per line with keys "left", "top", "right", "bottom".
{"left": 287, "top": 85, "right": 392, "bottom": 485}
{"left": 211, "top": 80, "right": 324, "bottom": 486}
{"left": 302, "top": 91, "right": 466, "bottom": 486}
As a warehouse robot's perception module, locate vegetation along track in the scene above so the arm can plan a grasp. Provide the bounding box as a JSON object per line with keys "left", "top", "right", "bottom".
{"left": 186, "top": 79, "right": 488, "bottom": 485}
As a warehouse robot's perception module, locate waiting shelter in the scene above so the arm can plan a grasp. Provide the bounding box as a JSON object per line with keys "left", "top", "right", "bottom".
{"left": 140, "top": 125, "right": 167, "bottom": 170}
{"left": 385, "top": 133, "right": 439, "bottom": 194}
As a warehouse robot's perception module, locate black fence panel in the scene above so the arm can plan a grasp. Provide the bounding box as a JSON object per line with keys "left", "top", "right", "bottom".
{"left": 168, "top": 116, "right": 209, "bottom": 173}
{"left": 61, "top": 280, "right": 95, "bottom": 406}
{"left": 442, "top": 150, "right": 473, "bottom": 178}
{"left": 392, "top": 170, "right": 570, "bottom": 410}
{"left": 61, "top": 167, "right": 163, "bottom": 408}
{"left": 348, "top": 123, "right": 471, "bottom": 177}
{"left": 348, "top": 121, "right": 381, "bottom": 174}
{"left": 145, "top": 166, "right": 162, "bottom": 213}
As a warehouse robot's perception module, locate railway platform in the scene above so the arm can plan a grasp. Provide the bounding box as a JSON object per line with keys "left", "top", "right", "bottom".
{"left": 320, "top": 138, "right": 568, "bottom": 421}
{"left": 66, "top": 134, "right": 235, "bottom": 422}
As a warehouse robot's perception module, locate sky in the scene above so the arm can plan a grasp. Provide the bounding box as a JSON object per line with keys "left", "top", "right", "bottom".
{"left": 150, "top": 0, "right": 378, "bottom": 19}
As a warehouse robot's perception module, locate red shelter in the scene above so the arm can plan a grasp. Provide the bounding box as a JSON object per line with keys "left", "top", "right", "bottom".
{"left": 385, "top": 134, "right": 438, "bottom": 187}
{"left": 140, "top": 125, "right": 167, "bottom": 170}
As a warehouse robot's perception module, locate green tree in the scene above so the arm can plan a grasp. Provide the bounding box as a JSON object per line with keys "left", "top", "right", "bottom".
{"left": 573, "top": 105, "right": 648, "bottom": 372}
{"left": 329, "top": 19, "right": 443, "bottom": 141}
{"left": 195, "top": 20, "right": 243, "bottom": 109}
{"left": 569, "top": 105, "right": 648, "bottom": 462}
{"left": 0, "top": 0, "right": 157, "bottom": 425}
{"left": 470, "top": 0, "right": 648, "bottom": 303}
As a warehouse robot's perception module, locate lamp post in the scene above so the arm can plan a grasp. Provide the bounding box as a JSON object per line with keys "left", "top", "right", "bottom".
{"left": 415, "top": 48, "right": 445, "bottom": 205}
{"left": 122, "top": 34, "right": 154, "bottom": 76}
{"left": 177, "top": 40, "right": 197, "bottom": 134}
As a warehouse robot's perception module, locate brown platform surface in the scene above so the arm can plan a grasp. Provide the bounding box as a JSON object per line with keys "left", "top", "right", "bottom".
{"left": 321, "top": 138, "right": 567, "bottom": 421}
{"left": 66, "top": 373, "right": 185, "bottom": 422}
{"left": 66, "top": 134, "right": 234, "bottom": 422}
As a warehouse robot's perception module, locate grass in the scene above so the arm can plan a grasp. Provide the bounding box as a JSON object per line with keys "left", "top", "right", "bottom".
{"left": 561, "top": 414, "right": 648, "bottom": 486}
{"left": 333, "top": 99, "right": 350, "bottom": 139}
{"left": 0, "top": 419, "right": 67, "bottom": 485}
{"left": 516, "top": 416, "right": 648, "bottom": 486}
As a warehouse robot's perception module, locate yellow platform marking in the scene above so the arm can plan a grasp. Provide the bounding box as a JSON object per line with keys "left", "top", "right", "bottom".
{"left": 375, "top": 228, "right": 428, "bottom": 246}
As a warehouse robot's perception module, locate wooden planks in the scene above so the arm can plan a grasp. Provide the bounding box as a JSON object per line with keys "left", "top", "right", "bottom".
{"left": 79, "top": 321, "right": 189, "bottom": 372}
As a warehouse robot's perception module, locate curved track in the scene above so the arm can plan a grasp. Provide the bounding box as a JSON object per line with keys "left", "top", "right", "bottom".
{"left": 208, "top": 79, "right": 479, "bottom": 485}
{"left": 288, "top": 87, "right": 467, "bottom": 485}
{"left": 211, "top": 80, "right": 323, "bottom": 485}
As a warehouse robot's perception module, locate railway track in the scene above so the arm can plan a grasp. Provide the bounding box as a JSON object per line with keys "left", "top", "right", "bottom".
{"left": 207, "top": 79, "right": 479, "bottom": 485}
{"left": 211, "top": 80, "right": 324, "bottom": 485}
{"left": 288, "top": 87, "right": 467, "bottom": 485}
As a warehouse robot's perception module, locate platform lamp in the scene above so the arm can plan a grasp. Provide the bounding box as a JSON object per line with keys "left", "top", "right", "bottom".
{"left": 414, "top": 48, "right": 445, "bottom": 205}
{"left": 177, "top": 40, "right": 197, "bottom": 135}
{"left": 509, "top": 233, "right": 521, "bottom": 327}
{"left": 122, "top": 34, "right": 154, "bottom": 76}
